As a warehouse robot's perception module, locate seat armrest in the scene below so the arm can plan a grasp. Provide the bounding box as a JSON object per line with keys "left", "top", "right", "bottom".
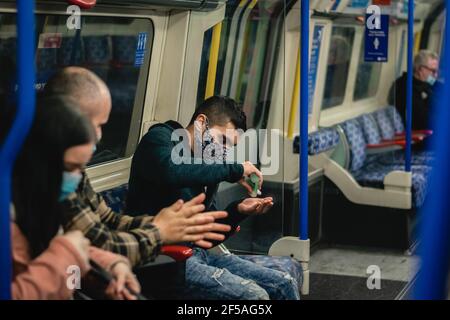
{"left": 367, "top": 140, "right": 407, "bottom": 149}
{"left": 387, "top": 135, "right": 425, "bottom": 143}
{"left": 161, "top": 245, "right": 193, "bottom": 262}
{"left": 366, "top": 141, "right": 406, "bottom": 155}
{"left": 412, "top": 130, "right": 433, "bottom": 136}
{"left": 68, "top": 0, "right": 97, "bottom": 9}
{"left": 395, "top": 130, "right": 433, "bottom": 139}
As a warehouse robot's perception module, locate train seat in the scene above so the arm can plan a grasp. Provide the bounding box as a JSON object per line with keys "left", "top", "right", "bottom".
{"left": 36, "top": 48, "right": 58, "bottom": 85}
{"left": 293, "top": 126, "right": 340, "bottom": 155}
{"left": 83, "top": 35, "right": 111, "bottom": 80}
{"left": 358, "top": 109, "right": 435, "bottom": 166}
{"left": 341, "top": 119, "right": 430, "bottom": 208}
{"left": 100, "top": 184, "right": 303, "bottom": 294}
{"left": 111, "top": 35, "right": 138, "bottom": 68}
{"left": 372, "top": 106, "right": 433, "bottom": 145}
{"left": 58, "top": 37, "right": 85, "bottom": 66}
{"left": 108, "top": 36, "right": 139, "bottom": 113}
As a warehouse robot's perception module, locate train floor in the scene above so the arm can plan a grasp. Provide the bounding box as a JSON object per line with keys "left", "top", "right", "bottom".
{"left": 303, "top": 246, "right": 419, "bottom": 300}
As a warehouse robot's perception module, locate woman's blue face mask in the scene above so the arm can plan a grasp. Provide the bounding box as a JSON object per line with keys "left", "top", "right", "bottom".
{"left": 59, "top": 171, "right": 82, "bottom": 202}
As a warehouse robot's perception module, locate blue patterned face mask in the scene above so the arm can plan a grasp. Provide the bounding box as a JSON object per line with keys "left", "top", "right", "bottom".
{"left": 59, "top": 171, "right": 82, "bottom": 202}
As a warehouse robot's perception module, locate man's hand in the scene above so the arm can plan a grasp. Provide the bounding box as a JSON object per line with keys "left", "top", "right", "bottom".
{"left": 237, "top": 197, "right": 274, "bottom": 215}
{"left": 152, "top": 193, "right": 231, "bottom": 246}
{"left": 239, "top": 161, "right": 263, "bottom": 194}
{"left": 193, "top": 210, "right": 232, "bottom": 249}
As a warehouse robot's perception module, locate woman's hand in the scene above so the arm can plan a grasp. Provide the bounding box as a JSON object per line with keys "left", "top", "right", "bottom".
{"left": 105, "top": 262, "right": 141, "bottom": 300}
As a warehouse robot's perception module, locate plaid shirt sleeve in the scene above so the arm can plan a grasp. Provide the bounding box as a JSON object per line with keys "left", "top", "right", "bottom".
{"left": 60, "top": 174, "right": 162, "bottom": 267}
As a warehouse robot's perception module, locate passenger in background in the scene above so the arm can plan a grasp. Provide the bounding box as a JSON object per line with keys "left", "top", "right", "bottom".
{"left": 43, "top": 67, "right": 231, "bottom": 267}
{"left": 389, "top": 50, "right": 440, "bottom": 130}
{"left": 1, "top": 96, "right": 140, "bottom": 300}
{"left": 126, "top": 96, "right": 301, "bottom": 300}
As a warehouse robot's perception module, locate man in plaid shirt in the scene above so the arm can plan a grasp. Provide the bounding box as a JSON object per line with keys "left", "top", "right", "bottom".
{"left": 44, "top": 67, "right": 231, "bottom": 267}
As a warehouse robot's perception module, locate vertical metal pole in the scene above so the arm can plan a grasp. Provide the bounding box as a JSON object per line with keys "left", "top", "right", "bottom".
{"left": 405, "top": 0, "right": 414, "bottom": 172}
{"left": 414, "top": 0, "right": 450, "bottom": 300}
{"left": 299, "top": 0, "right": 309, "bottom": 240}
{"left": 0, "top": 0, "right": 36, "bottom": 300}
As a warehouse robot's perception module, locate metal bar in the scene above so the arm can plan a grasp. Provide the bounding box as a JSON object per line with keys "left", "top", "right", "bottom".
{"left": 405, "top": 0, "right": 414, "bottom": 172}
{"left": 299, "top": 0, "right": 309, "bottom": 240}
{"left": 414, "top": 0, "right": 450, "bottom": 300}
{"left": 0, "top": 0, "right": 36, "bottom": 300}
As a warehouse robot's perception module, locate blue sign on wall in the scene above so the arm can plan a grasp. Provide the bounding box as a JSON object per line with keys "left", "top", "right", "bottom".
{"left": 365, "top": 14, "right": 389, "bottom": 62}
{"left": 308, "top": 25, "right": 324, "bottom": 115}
{"left": 135, "top": 32, "right": 148, "bottom": 67}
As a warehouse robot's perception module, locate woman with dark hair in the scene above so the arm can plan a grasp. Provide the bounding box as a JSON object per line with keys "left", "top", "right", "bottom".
{"left": 3, "top": 95, "right": 140, "bottom": 299}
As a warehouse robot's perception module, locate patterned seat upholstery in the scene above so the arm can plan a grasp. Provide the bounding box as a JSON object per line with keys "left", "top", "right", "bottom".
{"left": 112, "top": 36, "right": 137, "bottom": 65}
{"left": 83, "top": 36, "right": 111, "bottom": 79}
{"left": 357, "top": 114, "right": 382, "bottom": 145}
{"left": 100, "top": 184, "right": 129, "bottom": 214}
{"left": 37, "top": 48, "right": 57, "bottom": 71}
{"left": 369, "top": 150, "right": 436, "bottom": 167}
{"left": 340, "top": 119, "right": 430, "bottom": 208}
{"left": 307, "top": 127, "right": 340, "bottom": 155}
{"left": 341, "top": 119, "right": 367, "bottom": 172}
{"left": 353, "top": 162, "right": 430, "bottom": 208}
{"left": 384, "top": 106, "right": 405, "bottom": 135}
{"left": 58, "top": 37, "right": 84, "bottom": 66}
{"left": 373, "top": 108, "right": 396, "bottom": 140}
{"left": 36, "top": 48, "right": 57, "bottom": 86}
{"left": 108, "top": 36, "right": 139, "bottom": 113}
{"left": 84, "top": 36, "right": 112, "bottom": 65}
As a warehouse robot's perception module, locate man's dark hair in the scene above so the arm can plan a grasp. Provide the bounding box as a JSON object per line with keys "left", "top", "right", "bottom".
{"left": 189, "top": 96, "right": 247, "bottom": 131}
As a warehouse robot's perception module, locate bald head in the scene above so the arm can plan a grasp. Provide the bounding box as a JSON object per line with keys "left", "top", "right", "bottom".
{"left": 44, "top": 67, "right": 111, "bottom": 141}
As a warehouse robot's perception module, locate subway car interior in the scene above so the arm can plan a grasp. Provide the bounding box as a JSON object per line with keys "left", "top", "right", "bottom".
{"left": 0, "top": 0, "right": 450, "bottom": 301}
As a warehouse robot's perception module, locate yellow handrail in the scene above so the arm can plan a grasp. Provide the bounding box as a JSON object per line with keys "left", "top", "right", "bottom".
{"left": 205, "top": 22, "right": 223, "bottom": 99}
{"left": 414, "top": 31, "right": 422, "bottom": 55}
{"left": 288, "top": 48, "right": 301, "bottom": 139}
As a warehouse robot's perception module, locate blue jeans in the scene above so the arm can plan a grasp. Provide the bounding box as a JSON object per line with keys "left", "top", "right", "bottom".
{"left": 183, "top": 248, "right": 301, "bottom": 300}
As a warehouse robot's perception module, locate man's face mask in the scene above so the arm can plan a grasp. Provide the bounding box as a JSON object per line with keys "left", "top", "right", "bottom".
{"left": 195, "top": 119, "right": 229, "bottom": 164}
{"left": 426, "top": 75, "right": 437, "bottom": 86}
{"left": 59, "top": 171, "right": 82, "bottom": 202}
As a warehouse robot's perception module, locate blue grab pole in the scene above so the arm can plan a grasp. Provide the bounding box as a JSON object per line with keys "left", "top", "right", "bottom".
{"left": 413, "top": 0, "right": 450, "bottom": 300}
{"left": 405, "top": 0, "right": 414, "bottom": 172}
{"left": 299, "top": 0, "right": 309, "bottom": 240}
{"left": 0, "top": 0, "right": 36, "bottom": 300}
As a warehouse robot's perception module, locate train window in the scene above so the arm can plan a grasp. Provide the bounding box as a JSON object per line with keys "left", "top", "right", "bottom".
{"left": 353, "top": 38, "right": 382, "bottom": 101}
{"left": 0, "top": 13, "right": 153, "bottom": 166}
{"left": 322, "top": 26, "right": 355, "bottom": 110}
{"left": 196, "top": 0, "right": 292, "bottom": 129}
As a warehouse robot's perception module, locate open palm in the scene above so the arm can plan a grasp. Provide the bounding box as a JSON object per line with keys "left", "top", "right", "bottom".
{"left": 237, "top": 197, "right": 274, "bottom": 215}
